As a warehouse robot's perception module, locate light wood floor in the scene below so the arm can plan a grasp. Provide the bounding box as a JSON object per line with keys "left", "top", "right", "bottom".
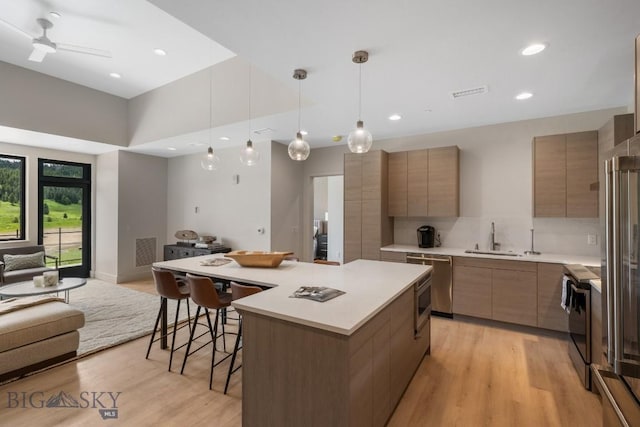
{"left": 0, "top": 280, "right": 601, "bottom": 426}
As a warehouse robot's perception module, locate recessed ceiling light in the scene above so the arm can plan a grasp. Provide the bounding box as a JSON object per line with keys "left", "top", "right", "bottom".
{"left": 167, "top": 147, "right": 177, "bottom": 151}
{"left": 109, "top": 72, "right": 121, "bottom": 79}
{"left": 515, "top": 92, "right": 533, "bottom": 100}
{"left": 300, "top": 130, "right": 308, "bottom": 136}
{"left": 219, "top": 136, "right": 230, "bottom": 141}
{"left": 388, "top": 114, "right": 402, "bottom": 121}
{"left": 48, "top": 11, "right": 61, "bottom": 19}
{"left": 521, "top": 43, "right": 546, "bottom": 56}
{"left": 153, "top": 48, "right": 167, "bottom": 56}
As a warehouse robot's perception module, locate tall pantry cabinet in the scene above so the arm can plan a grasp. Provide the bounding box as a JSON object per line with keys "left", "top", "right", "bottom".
{"left": 344, "top": 151, "right": 394, "bottom": 263}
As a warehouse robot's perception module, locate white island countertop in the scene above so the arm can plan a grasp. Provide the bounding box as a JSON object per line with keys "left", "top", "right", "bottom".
{"left": 381, "top": 244, "right": 601, "bottom": 266}
{"left": 153, "top": 255, "right": 430, "bottom": 336}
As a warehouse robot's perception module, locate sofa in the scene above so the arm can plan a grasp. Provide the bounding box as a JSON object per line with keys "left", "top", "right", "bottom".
{"left": 0, "top": 245, "right": 58, "bottom": 286}
{"left": 0, "top": 296, "right": 84, "bottom": 382}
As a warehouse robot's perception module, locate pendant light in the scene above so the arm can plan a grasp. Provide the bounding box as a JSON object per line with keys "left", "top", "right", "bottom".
{"left": 201, "top": 63, "right": 220, "bottom": 171}
{"left": 240, "top": 64, "right": 260, "bottom": 166}
{"left": 347, "top": 50, "right": 372, "bottom": 154}
{"left": 288, "top": 68, "right": 310, "bottom": 161}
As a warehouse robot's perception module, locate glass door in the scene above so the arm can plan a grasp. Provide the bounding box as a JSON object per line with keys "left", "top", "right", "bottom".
{"left": 38, "top": 160, "right": 91, "bottom": 278}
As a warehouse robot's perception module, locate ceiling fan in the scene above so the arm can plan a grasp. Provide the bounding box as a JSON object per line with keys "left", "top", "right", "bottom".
{"left": 0, "top": 17, "right": 111, "bottom": 63}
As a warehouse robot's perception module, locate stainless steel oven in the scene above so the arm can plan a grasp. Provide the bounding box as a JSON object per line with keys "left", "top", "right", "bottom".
{"left": 565, "top": 264, "right": 598, "bottom": 389}
{"left": 414, "top": 272, "right": 432, "bottom": 338}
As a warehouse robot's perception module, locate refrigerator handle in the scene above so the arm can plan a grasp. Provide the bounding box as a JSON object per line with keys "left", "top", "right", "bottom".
{"left": 611, "top": 157, "right": 624, "bottom": 371}
{"left": 605, "top": 159, "right": 615, "bottom": 366}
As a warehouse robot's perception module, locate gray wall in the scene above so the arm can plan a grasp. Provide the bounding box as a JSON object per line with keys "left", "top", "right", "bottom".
{"left": 95, "top": 151, "right": 119, "bottom": 281}
{"left": 270, "top": 142, "right": 304, "bottom": 256}
{"left": 0, "top": 61, "right": 128, "bottom": 146}
{"left": 300, "top": 107, "right": 628, "bottom": 260}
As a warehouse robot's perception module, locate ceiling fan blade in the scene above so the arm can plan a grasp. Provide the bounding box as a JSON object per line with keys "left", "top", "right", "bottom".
{"left": 28, "top": 48, "right": 47, "bottom": 62}
{"left": 0, "top": 17, "right": 35, "bottom": 40}
{"left": 57, "top": 43, "right": 111, "bottom": 58}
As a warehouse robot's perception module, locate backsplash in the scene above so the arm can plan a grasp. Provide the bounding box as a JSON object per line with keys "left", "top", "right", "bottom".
{"left": 394, "top": 217, "right": 601, "bottom": 257}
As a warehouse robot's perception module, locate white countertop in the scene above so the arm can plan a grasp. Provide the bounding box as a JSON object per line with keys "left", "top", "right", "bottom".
{"left": 381, "top": 244, "right": 601, "bottom": 266}
{"left": 153, "top": 255, "right": 430, "bottom": 336}
{"left": 590, "top": 279, "right": 602, "bottom": 293}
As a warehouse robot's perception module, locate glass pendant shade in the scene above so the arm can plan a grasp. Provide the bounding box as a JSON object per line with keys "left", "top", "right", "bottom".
{"left": 288, "top": 132, "right": 310, "bottom": 161}
{"left": 347, "top": 120, "right": 373, "bottom": 154}
{"left": 240, "top": 140, "right": 260, "bottom": 166}
{"left": 201, "top": 146, "right": 220, "bottom": 171}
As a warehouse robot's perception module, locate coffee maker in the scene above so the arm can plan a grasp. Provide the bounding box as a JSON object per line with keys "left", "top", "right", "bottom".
{"left": 417, "top": 225, "right": 436, "bottom": 248}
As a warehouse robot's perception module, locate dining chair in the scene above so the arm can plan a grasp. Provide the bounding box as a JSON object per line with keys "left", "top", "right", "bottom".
{"left": 181, "top": 273, "right": 233, "bottom": 390}
{"left": 146, "top": 267, "right": 192, "bottom": 372}
{"left": 224, "top": 281, "right": 262, "bottom": 394}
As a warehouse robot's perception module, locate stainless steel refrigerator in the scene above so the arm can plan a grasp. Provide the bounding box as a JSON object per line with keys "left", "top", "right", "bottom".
{"left": 596, "top": 134, "right": 640, "bottom": 426}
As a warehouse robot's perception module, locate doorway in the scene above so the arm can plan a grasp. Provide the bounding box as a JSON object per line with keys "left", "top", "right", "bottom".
{"left": 38, "top": 159, "right": 91, "bottom": 278}
{"left": 312, "top": 176, "right": 343, "bottom": 263}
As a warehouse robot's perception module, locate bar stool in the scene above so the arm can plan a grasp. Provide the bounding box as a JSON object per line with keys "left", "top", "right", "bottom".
{"left": 181, "top": 273, "right": 233, "bottom": 390}
{"left": 224, "top": 282, "right": 262, "bottom": 394}
{"left": 146, "top": 267, "right": 192, "bottom": 372}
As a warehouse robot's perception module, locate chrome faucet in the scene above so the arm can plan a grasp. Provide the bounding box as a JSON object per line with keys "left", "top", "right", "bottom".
{"left": 491, "top": 222, "right": 500, "bottom": 251}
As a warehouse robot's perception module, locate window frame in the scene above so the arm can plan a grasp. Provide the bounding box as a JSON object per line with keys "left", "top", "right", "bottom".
{"left": 0, "top": 154, "right": 26, "bottom": 241}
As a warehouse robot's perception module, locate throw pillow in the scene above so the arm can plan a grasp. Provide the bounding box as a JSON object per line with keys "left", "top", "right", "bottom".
{"left": 3, "top": 252, "right": 46, "bottom": 272}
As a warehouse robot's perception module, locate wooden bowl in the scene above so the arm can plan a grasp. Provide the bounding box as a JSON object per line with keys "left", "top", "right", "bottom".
{"left": 224, "top": 250, "right": 293, "bottom": 268}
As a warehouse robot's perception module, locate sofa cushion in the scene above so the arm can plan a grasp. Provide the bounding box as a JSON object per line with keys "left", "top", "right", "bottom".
{"left": 0, "top": 301, "right": 85, "bottom": 352}
{"left": 3, "top": 252, "right": 45, "bottom": 272}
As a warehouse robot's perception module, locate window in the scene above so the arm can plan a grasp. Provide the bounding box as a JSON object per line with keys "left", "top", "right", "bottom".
{"left": 0, "top": 154, "right": 26, "bottom": 241}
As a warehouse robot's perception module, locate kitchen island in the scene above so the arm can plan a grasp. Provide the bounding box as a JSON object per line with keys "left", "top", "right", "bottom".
{"left": 153, "top": 256, "right": 431, "bottom": 426}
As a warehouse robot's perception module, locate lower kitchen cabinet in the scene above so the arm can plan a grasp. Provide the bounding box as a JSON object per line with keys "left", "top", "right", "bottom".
{"left": 452, "top": 257, "right": 543, "bottom": 328}
{"left": 537, "top": 263, "right": 568, "bottom": 332}
{"left": 492, "top": 269, "right": 537, "bottom": 327}
{"left": 452, "top": 265, "right": 492, "bottom": 319}
{"left": 380, "top": 251, "right": 406, "bottom": 263}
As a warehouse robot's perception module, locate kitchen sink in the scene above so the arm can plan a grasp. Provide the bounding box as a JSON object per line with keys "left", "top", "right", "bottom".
{"left": 464, "top": 249, "right": 522, "bottom": 257}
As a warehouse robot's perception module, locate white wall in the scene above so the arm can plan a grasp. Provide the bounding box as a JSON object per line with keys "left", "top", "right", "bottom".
{"left": 166, "top": 141, "right": 272, "bottom": 251}
{"left": 301, "top": 107, "right": 628, "bottom": 259}
{"left": 117, "top": 151, "right": 168, "bottom": 282}
{"left": 0, "top": 61, "right": 128, "bottom": 146}
{"left": 313, "top": 177, "right": 328, "bottom": 220}
{"left": 270, "top": 142, "right": 304, "bottom": 256}
{"left": 95, "top": 151, "right": 119, "bottom": 282}
{"left": 327, "top": 175, "right": 344, "bottom": 263}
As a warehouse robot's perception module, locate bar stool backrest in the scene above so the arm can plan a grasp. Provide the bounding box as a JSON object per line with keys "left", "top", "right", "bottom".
{"left": 152, "top": 267, "right": 188, "bottom": 299}
{"left": 231, "top": 282, "right": 262, "bottom": 301}
{"left": 186, "top": 273, "right": 225, "bottom": 309}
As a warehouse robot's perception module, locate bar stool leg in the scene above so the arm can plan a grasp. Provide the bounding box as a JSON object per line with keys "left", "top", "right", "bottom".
{"left": 146, "top": 297, "right": 164, "bottom": 359}
{"left": 168, "top": 299, "right": 181, "bottom": 371}
{"left": 180, "top": 305, "right": 201, "bottom": 374}
{"left": 205, "top": 308, "right": 220, "bottom": 390}
{"left": 224, "top": 318, "right": 243, "bottom": 394}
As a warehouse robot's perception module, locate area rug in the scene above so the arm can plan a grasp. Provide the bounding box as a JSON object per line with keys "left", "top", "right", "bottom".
{"left": 69, "top": 279, "right": 192, "bottom": 356}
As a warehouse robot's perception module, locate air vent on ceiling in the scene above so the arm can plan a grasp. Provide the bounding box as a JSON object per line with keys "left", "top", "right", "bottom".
{"left": 450, "top": 85, "right": 489, "bottom": 99}
{"left": 253, "top": 127, "right": 275, "bottom": 135}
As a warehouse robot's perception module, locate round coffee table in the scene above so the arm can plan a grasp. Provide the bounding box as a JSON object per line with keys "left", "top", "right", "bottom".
{"left": 0, "top": 277, "right": 87, "bottom": 303}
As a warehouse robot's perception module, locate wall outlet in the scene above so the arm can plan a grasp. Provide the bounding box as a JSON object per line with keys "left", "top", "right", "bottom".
{"left": 587, "top": 234, "right": 597, "bottom": 245}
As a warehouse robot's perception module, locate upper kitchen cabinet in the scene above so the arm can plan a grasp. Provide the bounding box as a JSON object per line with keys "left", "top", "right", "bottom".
{"left": 387, "top": 146, "right": 459, "bottom": 217}
{"left": 387, "top": 152, "right": 408, "bottom": 216}
{"left": 598, "top": 113, "right": 635, "bottom": 150}
{"left": 533, "top": 131, "right": 598, "bottom": 218}
{"left": 344, "top": 151, "right": 393, "bottom": 263}
{"left": 428, "top": 146, "right": 459, "bottom": 217}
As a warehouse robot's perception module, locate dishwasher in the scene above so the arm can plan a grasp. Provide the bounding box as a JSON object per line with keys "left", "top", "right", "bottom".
{"left": 406, "top": 253, "right": 452, "bottom": 317}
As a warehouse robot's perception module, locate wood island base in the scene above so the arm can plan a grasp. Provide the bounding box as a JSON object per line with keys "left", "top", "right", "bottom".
{"left": 239, "top": 286, "right": 430, "bottom": 427}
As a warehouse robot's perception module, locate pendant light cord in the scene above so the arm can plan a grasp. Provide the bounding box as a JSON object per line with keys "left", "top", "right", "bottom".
{"left": 248, "top": 65, "right": 252, "bottom": 138}
{"left": 298, "top": 78, "right": 302, "bottom": 132}
{"left": 358, "top": 63, "right": 362, "bottom": 121}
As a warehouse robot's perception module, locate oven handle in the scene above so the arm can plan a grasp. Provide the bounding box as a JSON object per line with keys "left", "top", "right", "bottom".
{"left": 570, "top": 283, "right": 588, "bottom": 295}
